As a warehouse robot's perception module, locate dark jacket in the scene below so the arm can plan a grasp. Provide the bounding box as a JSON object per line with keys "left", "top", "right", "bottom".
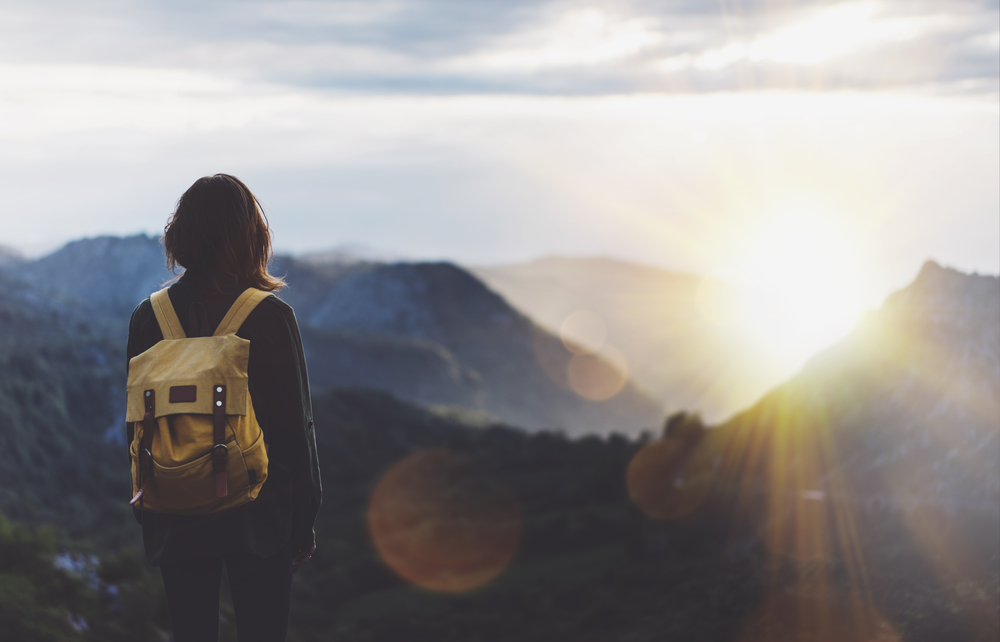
{"left": 126, "top": 271, "right": 322, "bottom": 566}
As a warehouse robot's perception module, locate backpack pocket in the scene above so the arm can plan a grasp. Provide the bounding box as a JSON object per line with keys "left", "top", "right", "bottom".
{"left": 145, "top": 437, "right": 254, "bottom": 514}
{"left": 240, "top": 428, "right": 269, "bottom": 500}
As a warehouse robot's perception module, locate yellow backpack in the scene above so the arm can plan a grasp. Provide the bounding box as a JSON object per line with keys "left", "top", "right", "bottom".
{"left": 126, "top": 287, "right": 271, "bottom": 515}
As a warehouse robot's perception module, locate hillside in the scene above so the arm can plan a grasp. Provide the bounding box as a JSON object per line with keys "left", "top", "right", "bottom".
{"left": 0, "top": 254, "right": 996, "bottom": 641}
{"left": 297, "top": 384, "right": 997, "bottom": 642}
{"left": 0, "top": 267, "right": 130, "bottom": 546}
{"left": 713, "top": 260, "right": 999, "bottom": 508}
{"left": 694, "top": 261, "right": 1000, "bottom": 639}
{"left": 276, "top": 258, "right": 664, "bottom": 434}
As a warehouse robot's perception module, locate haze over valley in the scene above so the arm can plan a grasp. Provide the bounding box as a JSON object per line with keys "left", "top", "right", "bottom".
{"left": 1, "top": 234, "right": 997, "bottom": 640}
{"left": 1, "top": 0, "right": 997, "bottom": 638}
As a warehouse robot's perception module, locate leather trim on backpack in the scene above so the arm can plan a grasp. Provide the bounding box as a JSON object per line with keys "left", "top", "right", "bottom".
{"left": 169, "top": 385, "right": 197, "bottom": 403}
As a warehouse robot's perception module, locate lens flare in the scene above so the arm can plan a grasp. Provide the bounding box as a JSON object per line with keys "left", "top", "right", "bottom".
{"left": 739, "top": 591, "right": 899, "bottom": 642}
{"left": 559, "top": 310, "right": 607, "bottom": 355}
{"left": 567, "top": 345, "right": 628, "bottom": 401}
{"left": 729, "top": 204, "right": 869, "bottom": 372}
{"left": 626, "top": 435, "right": 717, "bottom": 520}
{"left": 368, "top": 450, "right": 522, "bottom": 593}
{"left": 763, "top": 493, "right": 835, "bottom": 561}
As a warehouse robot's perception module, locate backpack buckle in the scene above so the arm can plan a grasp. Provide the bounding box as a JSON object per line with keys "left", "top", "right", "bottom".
{"left": 212, "top": 443, "right": 228, "bottom": 471}
{"left": 213, "top": 444, "right": 229, "bottom": 498}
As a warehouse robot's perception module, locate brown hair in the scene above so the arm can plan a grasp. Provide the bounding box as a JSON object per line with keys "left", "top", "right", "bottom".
{"left": 163, "top": 174, "right": 285, "bottom": 292}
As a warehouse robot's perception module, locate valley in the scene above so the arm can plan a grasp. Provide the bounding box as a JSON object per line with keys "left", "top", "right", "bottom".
{"left": 0, "top": 237, "right": 996, "bottom": 641}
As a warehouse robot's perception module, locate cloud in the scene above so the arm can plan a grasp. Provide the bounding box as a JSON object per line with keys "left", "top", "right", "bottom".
{"left": 0, "top": 0, "right": 996, "bottom": 95}
{"left": 0, "top": 0, "right": 995, "bottom": 314}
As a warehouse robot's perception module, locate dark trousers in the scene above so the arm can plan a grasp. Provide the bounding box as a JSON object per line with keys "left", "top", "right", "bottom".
{"left": 159, "top": 545, "right": 294, "bottom": 642}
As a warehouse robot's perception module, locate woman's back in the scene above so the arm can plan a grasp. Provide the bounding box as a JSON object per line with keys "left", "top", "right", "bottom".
{"left": 125, "top": 174, "right": 320, "bottom": 641}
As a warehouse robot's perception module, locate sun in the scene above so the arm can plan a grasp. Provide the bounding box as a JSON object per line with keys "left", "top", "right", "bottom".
{"left": 728, "top": 205, "right": 868, "bottom": 370}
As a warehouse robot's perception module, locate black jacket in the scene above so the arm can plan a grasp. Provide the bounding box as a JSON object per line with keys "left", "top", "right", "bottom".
{"left": 126, "top": 271, "right": 322, "bottom": 566}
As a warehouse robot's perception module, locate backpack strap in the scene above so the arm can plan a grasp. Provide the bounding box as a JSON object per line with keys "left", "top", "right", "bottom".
{"left": 213, "top": 288, "right": 274, "bottom": 336}
{"left": 150, "top": 289, "right": 187, "bottom": 340}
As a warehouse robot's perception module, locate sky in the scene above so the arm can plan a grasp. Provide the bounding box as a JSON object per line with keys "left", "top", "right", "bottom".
{"left": 1, "top": 0, "right": 998, "bottom": 308}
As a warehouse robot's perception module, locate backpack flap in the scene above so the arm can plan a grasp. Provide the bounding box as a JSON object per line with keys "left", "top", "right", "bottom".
{"left": 125, "top": 334, "right": 250, "bottom": 422}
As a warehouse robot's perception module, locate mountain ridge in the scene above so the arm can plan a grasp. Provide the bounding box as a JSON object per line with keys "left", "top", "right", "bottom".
{"left": 711, "top": 258, "right": 1000, "bottom": 513}
{"left": 0, "top": 240, "right": 996, "bottom": 641}
{"left": 3, "top": 234, "right": 664, "bottom": 435}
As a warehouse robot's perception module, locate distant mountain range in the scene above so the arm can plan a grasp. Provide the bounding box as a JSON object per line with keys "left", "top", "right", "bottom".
{"left": 12, "top": 235, "right": 175, "bottom": 327}
{"left": 0, "top": 244, "right": 24, "bottom": 268}
{"left": 3, "top": 235, "right": 664, "bottom": 436}
{"left": 472, "top": 257, "right": 782, "bottom": 423}
{"left": 1, "top": 236, "right": 997, "bottom": 640}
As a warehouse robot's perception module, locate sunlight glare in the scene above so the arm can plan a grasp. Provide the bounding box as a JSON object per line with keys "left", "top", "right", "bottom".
{"left": 732, "top": 205, "right": 867, "bottom": 369}
{"left": 739, "top": 590, "right": 900, "bottom": 642}
{"left": 694, "top": 2, "right": 925, "bottom": 69}
{"left": 751, "top": 3, "right": 883, "bottom": 65}
{"left": 468, "top": 9, "right": 661, "bottom": 70}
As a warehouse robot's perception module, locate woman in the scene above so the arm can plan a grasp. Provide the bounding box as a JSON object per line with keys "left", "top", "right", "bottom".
{"left": 126, "top": 174, "right": 322, "bottom": 641}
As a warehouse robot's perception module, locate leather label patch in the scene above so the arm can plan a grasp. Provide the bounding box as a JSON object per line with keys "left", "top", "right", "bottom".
{"left": 169, "top": 385, "right": 197, "bottom": 403}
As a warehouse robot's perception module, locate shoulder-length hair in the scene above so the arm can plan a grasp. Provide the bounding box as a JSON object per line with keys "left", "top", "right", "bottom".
{"left": 163, "top": 174, "right": 285, "bottom": 292}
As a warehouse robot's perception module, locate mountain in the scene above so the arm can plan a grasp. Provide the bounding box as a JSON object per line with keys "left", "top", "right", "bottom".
{"left": 274, "top": 257, "right": 664, "bottom": 435}
{"left": 694, "top": 261, "right": 1000, "bottom": 634}
{"left": 297, "top": 243, "right": 407, "bottom": 265}
{"left": 6, "top": 236, "right": 664, "bottom": 435}
{"left": 471, "top": 256, "right": 777, "bottom": 423}
{"left": 285, "top": 258, "right": 997, "bottom": 639}
{"left": 0, "top": 252, "right": 996, "bottom": 641}
{"left": 713, "top": 260, "right": 999, "bottom": 509}
{"left": 11, "top": 235, "right": 176, "bottom": 330}
{"left": 0, "top": 244, "right": 25, "bottom": 269}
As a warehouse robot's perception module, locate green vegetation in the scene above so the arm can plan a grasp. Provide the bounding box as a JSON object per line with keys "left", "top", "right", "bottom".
{"left": 0, "top": 376, "right": 996, "bottom": 640}
{"left": 284, "top": 389, "right": 998, "bottom": 642}
{"left": 0, "top": 513, "right": 168, "bottom": 641}
{"left": 0, "top": 258, "right": 997, "bottom": 641}
{"left": 0, "top": 271, "right": 132, "bottom": 548}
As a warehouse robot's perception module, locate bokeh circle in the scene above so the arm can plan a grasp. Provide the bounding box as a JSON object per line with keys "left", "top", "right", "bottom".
{"left": 368, "top": 449, "right": 522, "bottom": 592}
